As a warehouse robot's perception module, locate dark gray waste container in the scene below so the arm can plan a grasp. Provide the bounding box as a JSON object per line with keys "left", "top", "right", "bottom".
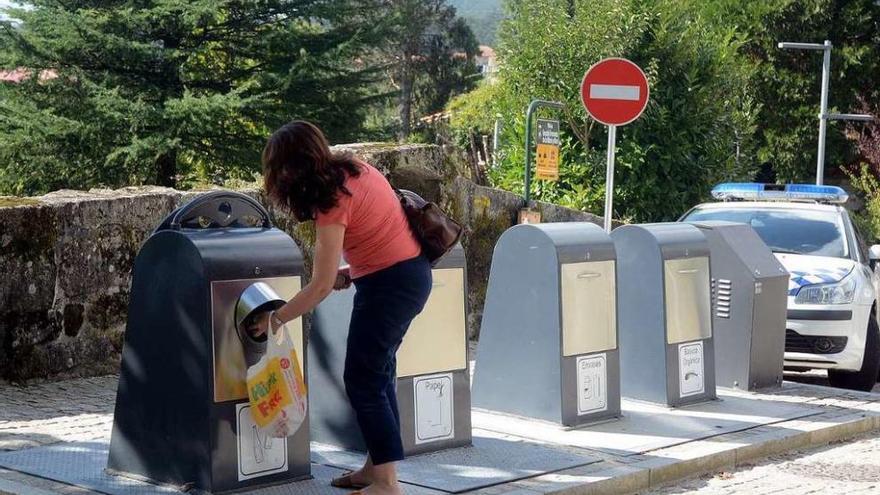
{"left": 108, "top": 191, "right": 309, "bottom": 493}
{"left": 690, "top": 221, "right": 789, "bottom": 391}
{"left": 611, "top": 223, "right": 717, "bottom": 407}
{"left": 473, "top": 223, "right": 621, "bottom": 426}
{"left": 309, "top": 244, "right": 471, "bottom": 456}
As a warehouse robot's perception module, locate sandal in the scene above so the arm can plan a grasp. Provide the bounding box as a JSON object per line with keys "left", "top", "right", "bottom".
{"left": 331, "top": 472, "right": 368, "bottom": 489}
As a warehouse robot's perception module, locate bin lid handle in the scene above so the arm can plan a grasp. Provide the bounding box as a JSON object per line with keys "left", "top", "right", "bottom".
{"left": 156, "top": 191, "right": 273, "bottom": 232}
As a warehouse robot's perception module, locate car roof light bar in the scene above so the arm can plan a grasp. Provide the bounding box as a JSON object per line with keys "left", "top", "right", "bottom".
{"left": 711, "top": 183, "right": 848, "bottom": 204}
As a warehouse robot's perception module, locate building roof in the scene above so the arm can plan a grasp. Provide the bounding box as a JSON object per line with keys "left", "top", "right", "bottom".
{"left": 0, "top": 68, "right": 59, "bottom": 83}
{"left": 0, "top": 68, "right": 30, "bottom": 83}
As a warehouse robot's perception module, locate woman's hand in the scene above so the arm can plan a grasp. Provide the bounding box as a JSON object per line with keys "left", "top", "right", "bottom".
{"left": 334, "top": 266, "right": 352, "bottom": 290}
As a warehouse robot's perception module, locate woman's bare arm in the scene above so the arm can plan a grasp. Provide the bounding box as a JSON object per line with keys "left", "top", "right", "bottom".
{"left": 251, "top": 223, "right": 345, "bottom": 335}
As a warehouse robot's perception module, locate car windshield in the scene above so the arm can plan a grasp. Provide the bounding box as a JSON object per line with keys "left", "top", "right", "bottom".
{"left": 683, "top": 206, "right": 848, "bottom": 258}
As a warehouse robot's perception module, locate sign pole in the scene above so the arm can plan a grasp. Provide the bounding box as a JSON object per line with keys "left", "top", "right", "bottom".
{"left": 523, "top": 99, "right": 564, "bottom": 204}
{"left": 580, "top": 58, "right": 649, "bottom": 232}
{"left": 603, "top": 125, "right": 616, "bottom": 233}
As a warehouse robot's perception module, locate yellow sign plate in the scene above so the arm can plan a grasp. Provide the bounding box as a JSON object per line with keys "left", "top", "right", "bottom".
{"left": 536, "top": 143, "right": 560, "bottom": 181}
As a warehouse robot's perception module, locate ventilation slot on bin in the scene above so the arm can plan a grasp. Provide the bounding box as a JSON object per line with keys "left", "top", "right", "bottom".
{"left": 713, "top": 278, "right": 732, "bottom": 319}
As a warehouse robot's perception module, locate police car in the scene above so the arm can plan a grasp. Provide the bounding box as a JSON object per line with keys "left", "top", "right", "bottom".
{"left": 680, "top": 183, "right": 880, "bottom": 391}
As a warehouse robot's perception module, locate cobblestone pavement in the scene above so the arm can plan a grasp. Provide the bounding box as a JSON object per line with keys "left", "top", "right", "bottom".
{"left": 647, "top": 372, "right": 880, "bottom": 494}
{"left": 647, "top": 430, "right": 880, "bottom": 494}
{"left": 0, "top": 376, "right": 116, "bottom": 452}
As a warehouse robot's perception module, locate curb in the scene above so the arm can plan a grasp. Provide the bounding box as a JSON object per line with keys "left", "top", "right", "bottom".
{"left": 633, "top": 412, "right": 877, "bottom": 494}
{"left": 530, "top": 409, "right": 880, "bottom": 495}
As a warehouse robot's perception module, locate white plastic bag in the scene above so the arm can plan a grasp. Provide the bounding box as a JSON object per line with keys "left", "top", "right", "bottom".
{"left": 246, "top": 316, "right": 308, "bottom": 438}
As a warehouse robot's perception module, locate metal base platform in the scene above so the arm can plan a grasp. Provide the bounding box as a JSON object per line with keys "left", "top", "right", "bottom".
{"left": 311, "top": 429, "right": 599, "bottom": 493}
{"left": 472, "top": 388, "right": 822, "bottom": 456}
{"left": 0, "top": 431, "right": 598, "bottom": 495}
{"left": 0, "top": 442, "right": 180, "bottom": 495}
{"left": 0, "top": 442, "right": 444, "bottom": 495}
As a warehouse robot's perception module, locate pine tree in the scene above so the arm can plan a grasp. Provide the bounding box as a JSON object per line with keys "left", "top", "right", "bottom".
{"left": 0, "top": 0, "right": 389, "bottom": 194}
{"left": 384, "top": 0, "right": 479, "bottom": 138}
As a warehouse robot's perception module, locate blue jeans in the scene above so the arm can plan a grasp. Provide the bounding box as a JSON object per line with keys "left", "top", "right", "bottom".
{"left": 343, "top": 255, "right": 433, "bottom": 465}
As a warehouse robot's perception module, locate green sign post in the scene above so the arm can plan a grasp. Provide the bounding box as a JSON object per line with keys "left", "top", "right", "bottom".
{"left": 523, "top": 99, "right": 565, "bottom": 205}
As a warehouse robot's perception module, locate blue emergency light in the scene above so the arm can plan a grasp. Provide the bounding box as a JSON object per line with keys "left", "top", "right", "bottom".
{"left": 711, "top": 183, "right": 849, "bottom": 204}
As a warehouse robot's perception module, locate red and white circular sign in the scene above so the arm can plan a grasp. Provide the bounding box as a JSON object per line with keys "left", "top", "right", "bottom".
{"left": 580, "top": 58, "right": 649, "bottom": 126}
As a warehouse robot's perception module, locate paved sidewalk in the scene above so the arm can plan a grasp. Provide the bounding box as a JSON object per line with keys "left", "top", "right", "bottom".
{"left": 1, "top": 374, "right": 879, "bottom": 495}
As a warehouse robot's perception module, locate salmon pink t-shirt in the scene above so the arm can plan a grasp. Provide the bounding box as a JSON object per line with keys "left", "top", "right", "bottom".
{"left": 315, "top": 162, "right": 421, "bottom": 279}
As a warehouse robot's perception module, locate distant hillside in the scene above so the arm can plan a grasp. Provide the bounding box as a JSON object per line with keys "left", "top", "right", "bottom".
{"left": 448, "top": 0, "right": 503, "bottom": 46}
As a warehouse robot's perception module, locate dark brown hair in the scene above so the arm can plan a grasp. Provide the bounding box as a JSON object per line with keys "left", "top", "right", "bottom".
{"left": 262, "top": 120, "right": 361, "bottom": 221}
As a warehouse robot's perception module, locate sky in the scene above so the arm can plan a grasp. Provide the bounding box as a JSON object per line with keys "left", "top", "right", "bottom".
{"left": 0, "top": 1, "right": 24, "bottom": 22}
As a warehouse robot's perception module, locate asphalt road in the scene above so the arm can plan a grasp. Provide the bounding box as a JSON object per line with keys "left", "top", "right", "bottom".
{"left": 784, "top": 369, "right": 880, "bottom": 393}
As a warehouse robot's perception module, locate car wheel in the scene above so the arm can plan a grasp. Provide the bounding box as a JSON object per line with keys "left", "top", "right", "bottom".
{"left": 829, "top": 316, "right": 880, "bottom": 391}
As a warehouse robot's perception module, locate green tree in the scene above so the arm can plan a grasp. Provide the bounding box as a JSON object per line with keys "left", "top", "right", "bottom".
{"left": 449, "top": 0, "right": 757, "bottom": 222}
{"left": 696, "top": 0, "right": 880, "bottom": 182}
{"left": 385, "top": 0, "right": 479, "bottom": 138}
{"left": 414, "top": 16, "right": 479, "bottom": 118}
{"left": 842, "top": 95, "right": 880, "bottom": 241}
{"left": 0, "top": 0, "right": 389, "bottom": 195}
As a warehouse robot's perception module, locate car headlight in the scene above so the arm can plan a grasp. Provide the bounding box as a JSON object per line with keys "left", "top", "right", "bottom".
{"left": 795, "top": 274, "right": 857, "bottom": 305}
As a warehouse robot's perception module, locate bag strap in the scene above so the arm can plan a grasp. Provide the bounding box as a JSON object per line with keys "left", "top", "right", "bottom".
{"left": 395, "top": 188, "right": 428, "bottom": 207}
{"left": 267, "top": 310, "right": 287, "bottom": 348}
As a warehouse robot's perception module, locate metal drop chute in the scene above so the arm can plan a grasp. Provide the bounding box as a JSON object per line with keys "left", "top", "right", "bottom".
{"left": 235, "top": 282, "right": 287, "bottom": 366}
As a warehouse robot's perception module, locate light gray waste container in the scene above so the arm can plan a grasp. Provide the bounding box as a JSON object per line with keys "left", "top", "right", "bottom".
{"left": 690, "top": 221, "right": 789, "bottom": 391}
{"left": 612, "top": 223, "right": 716, "bottom": 407}
{"left": 309, "top": 245, "right": 471, "bottom": 456}
{"left": 473, "top": 223, "right": 621, "bottom": 426}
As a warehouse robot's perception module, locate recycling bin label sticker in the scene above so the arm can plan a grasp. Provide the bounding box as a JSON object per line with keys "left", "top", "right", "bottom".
{"left": 576, "top": 353, "right": 608, "bottom": 415}
{"left": 236, "top": 403, "right": 288, "bottom": 481}
{"left": 678, "top": 341, "right": 705, "bottom": 398}
{"left": 414, "top": 372, "right": 455, "bottom": 444}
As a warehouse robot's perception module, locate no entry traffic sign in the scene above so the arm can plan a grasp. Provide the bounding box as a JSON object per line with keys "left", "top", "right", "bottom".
{"left": 580, "top": 58, "right": 649, "bottom": 233}
{"left": 580, "top": 58, "right": 649, "bottom": 126}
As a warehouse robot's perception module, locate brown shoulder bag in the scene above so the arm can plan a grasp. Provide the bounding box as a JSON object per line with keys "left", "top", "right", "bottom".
{"left": 396, "top": 189, "right": 463, "bottom": 266}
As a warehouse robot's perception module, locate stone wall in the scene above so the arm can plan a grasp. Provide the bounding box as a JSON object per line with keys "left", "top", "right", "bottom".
{"left": 0, "top": 144, "right": 602, "bottom": 382}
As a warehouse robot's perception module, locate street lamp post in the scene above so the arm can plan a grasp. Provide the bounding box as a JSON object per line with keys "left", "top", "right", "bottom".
{"left": 778, "top": 40, "right": 874, "bottom": 185}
